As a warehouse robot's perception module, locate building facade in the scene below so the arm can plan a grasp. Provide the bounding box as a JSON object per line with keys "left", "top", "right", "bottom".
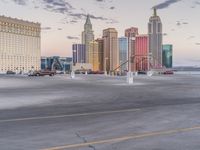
{"left": 103, "top": 28, "right": 119, "bottom": 73}
{"left": 96, "top": 38, "right": 104, "bottom": 71}
{"left": 82, "top": 15, "right": 94, "bottom": 63}
{"left": 148, "top": 8, "right": 163, "bottom": 68}
{"left": 135, "top": 35, "right": 149, "bottom": 71}
{"left": 41, "top": 57, "right": 72, "bottom": 71}
{"left": 72, "top": 44, "right": 86, "bottom": 64}
{"left": 89, "top": 41, "right": 99, "bottom": 71}
{"left": 119, "top": 37, "right": 128, "bottom": 72}
{"left": 0, "top": 16, "right": 41, "bottom": 73}
{"left": 125, "top": 27, "right": 138, "bottom": 38}
{"left": 125, "top": 27, "right": 139, "bottom": 72}
{"left": 162, "top": 44, "right": 173, "bottom": 68}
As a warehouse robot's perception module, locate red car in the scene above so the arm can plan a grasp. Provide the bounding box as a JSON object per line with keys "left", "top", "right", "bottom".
{"left": 163, "top": 70, "right": 174, "bottom": 75}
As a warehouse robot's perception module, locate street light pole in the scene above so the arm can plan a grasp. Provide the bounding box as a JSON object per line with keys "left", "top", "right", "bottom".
{"left": 104, "top": 57, "right": 108, "bottom": 75}
{"left": 127, "top": 37, "right": 134, "bottom": 84}
{"left": 63, "top": 62, "right": 66, "bottom": 74}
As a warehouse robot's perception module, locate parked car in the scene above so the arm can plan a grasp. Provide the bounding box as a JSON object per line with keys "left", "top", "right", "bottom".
{"left": 163, "top": 70, "right": 174, "bottom": 75}
{"left": 138, "top": 71, "right": 147, "bottom": 75}
{"left": 28, "top": 70, "right": 56, "bottom": 76}
{"left": 6, "top": 71, "right": 16, "bottom": 75}
{"left": 88, "top": 70, "right": 105, "bottom": 74}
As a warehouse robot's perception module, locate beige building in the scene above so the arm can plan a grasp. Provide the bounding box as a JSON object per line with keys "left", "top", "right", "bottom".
{"left": 0, "top": 16, "right": 41, "bottom": 73}
{"left": 89, "top": 41, "right": 99, "bottom": 71}
{"left": 96, "top": 38, "right": 104, "bottom": 71}
{"left": 103, "top": 28, "right": 119, "bottom": 73}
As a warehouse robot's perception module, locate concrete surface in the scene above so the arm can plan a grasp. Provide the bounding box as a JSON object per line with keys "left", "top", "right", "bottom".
{"left": 0, "top": 74, "right": 200, "bottom": 150}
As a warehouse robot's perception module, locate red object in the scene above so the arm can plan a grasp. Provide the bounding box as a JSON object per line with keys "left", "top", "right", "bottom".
{"left": 135, "top": 35, "right": 149, "bottom": 71}
{"left": 163, "top": 70, "right": 174, "bottom": 75}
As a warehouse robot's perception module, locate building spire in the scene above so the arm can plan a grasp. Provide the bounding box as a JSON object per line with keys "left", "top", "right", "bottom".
{"left": 85, "top": 14, "right": 91, "bottom": 25}
{"left": 153, "top": 8, "right": 157, "bottom": 16}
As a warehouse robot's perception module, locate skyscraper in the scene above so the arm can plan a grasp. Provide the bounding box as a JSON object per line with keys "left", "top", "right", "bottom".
{"left": 72, "top": 44, "right": 86, "bottom": 64}
{"left": 89, "top": 41, "right": 100, "bottom": 71}
{"left": 125, "top": 27, "right": 138, "bottom": 38}
{"left": 148, "top": 8, "right": 163, "bottom": 67}
{"left": 119, "top": 37, "right": 128, "bottom": 72}
{"left": 125, "top": 27, "right": 139, "bottom": 72}
{"left": 162, "top": 44, "right": 173, "bottom": 68}
{"left": 82, "top": 15, "right": 94, "bottom": 63}
{"left": 103, "top": 28, "right": 119, "bottom": 73}
{"left": 135, "top": 35, "right": 149, "bottom": 71}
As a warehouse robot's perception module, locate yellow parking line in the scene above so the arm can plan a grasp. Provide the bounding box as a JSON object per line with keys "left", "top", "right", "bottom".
{"left": 0, "top": 108, "right": 140, "bottom": 123}
{"left": 41, "top": 125, "right": 200, "bottom": 150}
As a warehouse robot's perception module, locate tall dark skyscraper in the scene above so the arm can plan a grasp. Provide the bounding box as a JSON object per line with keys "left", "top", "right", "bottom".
{"left": 82, "top": 15, "right": 94, "bottom": 63}
{"left": 148, "top": 8, "right": 163, "bottom": 67}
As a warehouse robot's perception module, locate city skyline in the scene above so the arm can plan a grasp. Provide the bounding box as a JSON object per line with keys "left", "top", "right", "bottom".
{"left": 0, "top": 0, "right": 200, "bottom": 66}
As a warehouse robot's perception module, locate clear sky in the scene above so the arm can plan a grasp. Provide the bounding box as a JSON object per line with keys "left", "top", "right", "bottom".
{"left": 0, "top": 0, "right": 200, "bottom": 66}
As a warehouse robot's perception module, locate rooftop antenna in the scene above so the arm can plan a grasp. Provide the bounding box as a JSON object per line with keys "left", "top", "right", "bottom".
{"left": 153, "top": 7, "right": 157, "bottom": 16}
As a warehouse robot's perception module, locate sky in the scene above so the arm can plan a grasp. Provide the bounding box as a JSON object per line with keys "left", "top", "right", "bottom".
{"left": 0, "top": 0, "right": 200, "bottom": 66}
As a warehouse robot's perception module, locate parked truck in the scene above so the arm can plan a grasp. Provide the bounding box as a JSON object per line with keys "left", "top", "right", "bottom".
{"left": 28, "top": 70, "right": 56, "bottom": 76}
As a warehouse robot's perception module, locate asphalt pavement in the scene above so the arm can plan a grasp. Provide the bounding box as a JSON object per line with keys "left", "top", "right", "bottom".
{"left": 0, "top": 74, "right": 200, "bottom": 150}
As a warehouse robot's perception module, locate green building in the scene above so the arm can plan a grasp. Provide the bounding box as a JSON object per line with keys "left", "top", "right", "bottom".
{"left": 162, "top": 44, "right": 173, "bottom": 68}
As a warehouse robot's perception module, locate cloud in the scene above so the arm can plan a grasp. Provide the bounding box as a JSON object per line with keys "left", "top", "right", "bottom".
{"left": 187, "top": 36, "right": 195, "bottom": 39}
{"left": 163, "top": 33, "right": 168, "bottom": 36}
{"left": 12, "top": 0, "right": 27, "bottom": 5}
{"left": 110, "top": 6, "right": 115, "bottom": 9}
{"left": 42, "top": 0, "right": 74, "bottom": 14}
{"left": 195, "top": 1, "right": 200, "bottom": 5}
{"left": 176, "top": 21, "right": 181, "bottom": 26}
{"left": 70, "top": 20, "right": 78, "bottom": 23}
{"left": 4, "top": 0, "right": 118, "bottom": 24}
{"left": 182, "top": 22, "right": 188, "bottom": 25}
{"left": 153, "top": 0, "right": 182, "bottom": 9}
{"left": 176, "top": 21, "right": 189, "bottom": 27}
{"left": 41, "top": 27, "right": 52, "bottom": 30}
{"left": 41, "top": 0, "right": 118, "bottom": 23}
{"left": 66, "top": 36, "right": 79, "bottom": 40}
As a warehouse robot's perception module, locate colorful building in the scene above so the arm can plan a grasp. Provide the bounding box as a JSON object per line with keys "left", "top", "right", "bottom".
{"left": 41, "top": 57, "right": 72, "bottom": 71}
{"left": 162, "top": 44, "right": 173, "bottom": 68}
{"left": 119, "top": 37, "right": 128, "bottom": 72}
{"left": 135, "top": 35, "right": 149, "bottom": 71}
{"left": 96, "top": 38, "right": 104, "bottom": 71}
{"left": 72, "top": 44, "right": 86, "bottom": 64}
{"left": 125, "top": 27, "right": 138, "bottom": 38}
{"left": 89, "top": 41, "right": 100, "bottom": 71}
{"left": 103, "top": 28, "right": 119, "bottom": 73}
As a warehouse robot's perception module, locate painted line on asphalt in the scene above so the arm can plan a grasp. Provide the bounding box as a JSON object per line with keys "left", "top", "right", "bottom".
{"left": 41, "top": 125, "right": 200, "bottom": 150}
{"left": 0, "top": 108, "right": 140, "bottom": 123}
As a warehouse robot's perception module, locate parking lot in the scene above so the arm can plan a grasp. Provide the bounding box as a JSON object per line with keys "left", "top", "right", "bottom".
{"left": 0, "top": 74, "right": 200, "bottom": 150}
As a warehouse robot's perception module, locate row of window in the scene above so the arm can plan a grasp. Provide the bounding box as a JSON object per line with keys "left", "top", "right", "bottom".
{"left": 0, "top": 66, "right": 40, "bottom": 72}
{"left": 0, "top": 22, "right": 40, "bottom": 37}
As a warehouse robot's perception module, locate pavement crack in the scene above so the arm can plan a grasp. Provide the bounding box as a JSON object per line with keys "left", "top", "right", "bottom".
{"left": 75, "top": 132, "right": 96, "bottom": 150}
